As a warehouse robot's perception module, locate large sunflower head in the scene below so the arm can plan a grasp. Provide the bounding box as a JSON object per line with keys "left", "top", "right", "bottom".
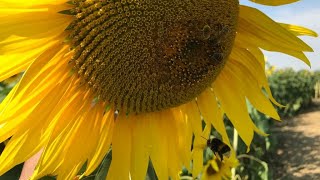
{"left": 0, "top": 0, "right": 317, "bottom": 179}
{"left": 66, "top": 0, "right": 239, "bottom": 113}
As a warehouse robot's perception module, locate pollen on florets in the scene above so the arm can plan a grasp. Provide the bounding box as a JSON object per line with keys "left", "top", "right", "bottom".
{"left": 66, "top": 0, "right": 239, "bottom": 113}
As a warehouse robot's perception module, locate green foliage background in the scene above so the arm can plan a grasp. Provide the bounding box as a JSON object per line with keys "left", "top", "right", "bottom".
{"left": 234, "top": 68, "right": 320, "bottom": 180}
{"left": 269, "top": 69, "right": 314, "bottom": 117}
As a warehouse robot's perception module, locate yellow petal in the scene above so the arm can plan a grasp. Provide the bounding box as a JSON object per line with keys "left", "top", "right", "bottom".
{"left": 149, "top": 111, "right": 171, "bottom": 180}
{"left": 84, "top": 110, "right": 114, "bottom": 176}
{"left": 33, "top": 90, "right": 90, "bottom": 178}
{"left": 0, "top": 44, "right": 69, "bottom": 124}
{"left": 245, "top": 47, "right": 284, "bottom": 107}
{"left": 0, "top": 0, "right": 68, "bottom": 8}
{"left": 250, "top": 0, "right": 299, "bottom": 6}
{"left": 237, "top": 5, "right": 313, "bottom": 66}
{"left": 239, "top": 5, "right": 312, "bottom": 51}
{"left": 0, "top": 56, "right": 30, "bottom": 83}
{"left": 0, "top": 46, "right": 68, "bottom": 131}
{"left": 191, "top": 125, "right": 211, "bottom": 178}
{"left": 197, "top": 89, "right": 231, "bottom": 147}
{"left": 107, "top": 114, "right": 132, "bottom": 180}
{"left": 56, "top": 103, "right": 103, "bottom": 180}
{"left": 0, "top": 76, "right": 71, "bottom": 175}
{"left": 191, "top": 148, "right": 203, "bottom": 178}
{"left": 129, "top": 114, "right": 151, "bottom": 180}
{"left": 181, "top": 101, "right": 202, "bottom": 136}
{"left": 0, "top": 2, "right": 71, "bottom": 81}
{"left": 172, "top": 107, "right": 193, "bottom": 167}
{"left": 280, "top": 23, "right": 318, "bottom": 37}
{"left": 213, "top": 65, "right": 266, "bottom": 151}
{"left": 230, "top": 47, "right": 280, "bottom": 120}
{"left": 0, "top": 48, "right": 70, "bottom": 148}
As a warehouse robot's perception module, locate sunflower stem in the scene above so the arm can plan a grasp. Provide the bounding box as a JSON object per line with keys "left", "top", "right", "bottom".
{"left": 231, "top": 128, "right": 238, "bottom": 179}
{"left": 237, "top": 154, "right": 269, "bottom": 180}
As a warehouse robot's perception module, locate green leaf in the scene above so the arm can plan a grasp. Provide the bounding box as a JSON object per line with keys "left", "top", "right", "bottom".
{"left": 94, "top": 149, "right": 112, "bottom": 180}
{"left": 0, "top": 164, "right": 23, "bottom": 180}
{"left": 146, "top": 160, "right": 158, "bottom": 180}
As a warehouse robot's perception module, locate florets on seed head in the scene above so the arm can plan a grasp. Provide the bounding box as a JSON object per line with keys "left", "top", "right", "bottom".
{"left": 67, "top": 0, "right": 239, "bottom": 113}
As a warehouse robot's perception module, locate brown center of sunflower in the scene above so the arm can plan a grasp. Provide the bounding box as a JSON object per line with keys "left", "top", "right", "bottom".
{"left": 67, "top": 0, "right": 239, "bottom": 113}
{"left": 206, "top": 159, "right": 223, "bottom": 176}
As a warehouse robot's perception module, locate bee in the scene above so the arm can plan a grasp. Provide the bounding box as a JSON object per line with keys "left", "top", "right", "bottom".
{"left": 202, "top": 24, "right": 212, "bottom": 40}
{"left": 202, "top": 136, "right": 231, "bottom": 161}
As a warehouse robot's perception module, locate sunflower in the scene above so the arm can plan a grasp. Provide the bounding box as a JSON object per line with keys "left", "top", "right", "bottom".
{"left": 201, "top": 154, "right": 238, "bottom": 180}
{"left": 0, "top": 0, "right": 316, "bottom": 179}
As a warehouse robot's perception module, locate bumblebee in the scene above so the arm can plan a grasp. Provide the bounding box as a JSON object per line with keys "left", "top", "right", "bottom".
{"left": 203, "top": 137, "right": 231, "bottom": 161}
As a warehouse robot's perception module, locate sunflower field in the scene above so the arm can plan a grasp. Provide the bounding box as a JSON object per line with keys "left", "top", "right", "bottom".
{"left": 234, "top": 68, "right": 320, "bottom": 180}
{"left": 268, "top": 69, "right": 315, "bottom": 117}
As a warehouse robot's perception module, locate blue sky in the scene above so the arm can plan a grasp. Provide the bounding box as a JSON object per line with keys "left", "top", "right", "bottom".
{"left": 240, "top": 0, "right": 320, "bottom": 71}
